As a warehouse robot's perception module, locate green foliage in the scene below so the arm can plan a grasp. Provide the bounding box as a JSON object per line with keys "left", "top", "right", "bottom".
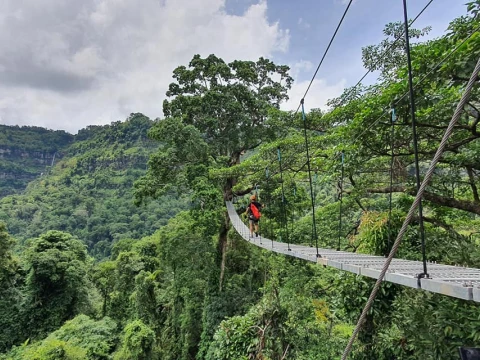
{"left": 206, "top": 256, "right": 353, "bottom": 360}
{"left": 51, "top": 315, "right": 117, "bottom": 359}
{"left": 154, "top": 212, "right": 217, "bottom": 360}
{"left": 0, "top": 125, "right": 73, "bottom": 197}
{"left": 0, "top": 224, "right": 22, "bottom": 351}
{"left": 3, "top": 315, "right": 117, "bottom": 360}
{"left": 24, "top": 230, "right": 92, "bottom": 339}
{"left": 135, "top": 54, "right": 293, "bottom": 206}
{"left": 19, "top": 338, "right": 86, "bottom": 360}
{"left": 0, "top": 113, "right": 189, "bottom": 252}
{"left": 207, "top": 312, "right": 259, "bottom": 360}
{"left": 0, "top": 222, "right": 15, "bottom": 284}
{"left": 114, "top": 320, "right": 155, "bottom": 360}
{"left": 108, "top": 250, "right": 145, "bottom": 324}
{"left": 389, "top": 291, "right": 480, "bottom": 359}
{"left": 91, "top": 260, "right": 116, "bottom": 317}
{"left": 353, "top": 209, "right": 411, "bottom": 257}
{"left": 0, "top": 285, "right": 23, "bottom": 352}
{"left": 0, "top": 125, "right": 73, "bottom": 153}
{"left": 361, "top": 21, "right": 432, "bottom": 80}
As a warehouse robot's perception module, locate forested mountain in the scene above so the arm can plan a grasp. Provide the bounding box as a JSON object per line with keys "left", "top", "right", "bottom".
{"left": 0, "top": 3, "right": 480, "bottom": 359}
{"left": 0, "top": 113, "right": 189, "bottom": 257}
{"left": 0, "top": 124, "right": 73, "bottom": 197}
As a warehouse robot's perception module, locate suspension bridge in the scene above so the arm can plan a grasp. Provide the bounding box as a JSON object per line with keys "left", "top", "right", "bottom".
{"left": 223, "top": 0, "right": 480, "bottom": 356}
{"left": 226, "top": 201, "right": 480, "bottom": 303}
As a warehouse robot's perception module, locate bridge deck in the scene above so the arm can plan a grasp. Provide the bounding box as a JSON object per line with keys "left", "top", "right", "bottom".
{"left": 226, "top": 201, "right": 480, "bottom": 303}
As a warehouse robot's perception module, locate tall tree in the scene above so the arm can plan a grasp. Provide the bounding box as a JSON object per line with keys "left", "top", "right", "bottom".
{"left": 0, "top": 222, "right": 15, "bottom": 286}
{"left": 24, "top": 230, "right": 91, "bottom": 339}
{"left": 0, "top": 223, "right": 22, "bottom": 351}
{"left": 135, "top": 54, "right": 293, "bottom": 289}
{"left": 361, "top": 21, "right": 431, "bottom": 80}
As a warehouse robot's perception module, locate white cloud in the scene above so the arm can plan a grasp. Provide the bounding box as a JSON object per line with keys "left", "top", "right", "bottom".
{"left": 298, "top": 17, "right": 311, "bottom": 30}
{"left": 290, "top": 60, "right": 313, "bottom": 79}
{"left": 282, "top": 77, "right": 347, "bottom": 113}
{"left": 0, "top": 0, "right": 290, "bottom": 133}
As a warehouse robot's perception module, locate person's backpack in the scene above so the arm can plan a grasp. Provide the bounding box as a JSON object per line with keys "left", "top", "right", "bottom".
{"left": 250, "top": 203, "right": 261, "bottom": 220}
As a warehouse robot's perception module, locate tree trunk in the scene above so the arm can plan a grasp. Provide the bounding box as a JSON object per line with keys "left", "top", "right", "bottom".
{"left": 218, "top": 152, "right": 242, "bottom": 291}
{"left": 218, "top": 212, "right": 230, "bottom": 292}
{"left": 358, "top": 313, "right": 375, "bottom": 358}
{"left": 218, "top": 184, "right": 232, "bottom": 292}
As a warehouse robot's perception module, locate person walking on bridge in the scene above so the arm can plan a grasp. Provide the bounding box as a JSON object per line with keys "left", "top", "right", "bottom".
{"left": 245, "top": 194, "right": 262, "bottom": 238}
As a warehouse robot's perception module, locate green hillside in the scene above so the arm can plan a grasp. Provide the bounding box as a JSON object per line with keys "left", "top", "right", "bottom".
{"left": 0, "top": 124, "right": 74, "bottom": 197}
{"left": 0, "top": 113, "right": 189, "bottom": 258}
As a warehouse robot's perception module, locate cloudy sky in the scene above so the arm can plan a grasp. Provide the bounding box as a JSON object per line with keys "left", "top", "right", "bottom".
{"left": 0, "top": 0, "right": 469, "bottom": 133}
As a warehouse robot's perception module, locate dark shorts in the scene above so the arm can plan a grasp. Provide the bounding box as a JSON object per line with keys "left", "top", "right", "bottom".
{"left": 249, "top": 215, "right": 259, "bottom": 224}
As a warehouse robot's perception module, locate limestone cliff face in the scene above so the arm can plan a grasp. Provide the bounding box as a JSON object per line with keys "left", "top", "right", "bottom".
{"left": 0, "top": 147, "right": 56, "bottom": 163}
{"left": 0, "top": 116, "right": 154, "bottom": 197}
{"left": 0, "top": 147, "right": 65, "bottom": 197}
{"left": 0, "top": 125, "right": 74, "bottom": 197}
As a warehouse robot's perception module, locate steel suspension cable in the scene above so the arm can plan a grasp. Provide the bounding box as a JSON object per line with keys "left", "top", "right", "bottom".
{"left": 277, "top": 147, "right": 291, "bottom": 251}
{"left": 301, "top": 100, "right": 319, "bottom": 256}
{"left": 336, "top": 0, "right": 434, "bottom": 107}
{"left": 294, "top": 0, "right": 354, "bottom": 114}
{"left": 387, "top": 108, "right": 397, "bottom": 254}
{"left": 337, "top": 152, "right": 345, "bottom": 251}
{"left": 341, "top": 54, "right": 480, "bottom": 360}
{"left": 351, "top": 24, "right": 480, "bottom": 146}
{"left": 255, "top": 183, "right": 263, "bottom": 245}
{"left": 312, "top": 173, "right": 318, "bottom": 247}
{"left": 292, "top": 186, "right": 296, "bottom": 244}
{"left": 265, "top": 167, "right": 274, "bottom": 249}
{"left": 306, "top": 6, "right": 476, "bottom": 199}
{"left": 403, "top": 0, "right": 428, "bottom": 278}
{"left": 288, "top": 0, "right": 435, "bottom": 180}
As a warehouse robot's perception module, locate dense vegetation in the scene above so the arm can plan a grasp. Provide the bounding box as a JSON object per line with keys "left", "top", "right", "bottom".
{"left": 0, "top": 3, "right": 479, "bottom": 359}
{"left": 0, "top": 124, "right": 74, "bottom": 197}
{"left": 0, "top": 114, "right": 189, "bottom": 258}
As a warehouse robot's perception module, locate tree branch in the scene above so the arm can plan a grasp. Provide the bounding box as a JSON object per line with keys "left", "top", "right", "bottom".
{"left": 371, "top": 134, "right": 479, "bottom": 159}
{"left": 362, "top": 185, "right": 480, "bottom": 215}
{"left": 412, "top": 216, "right": 465, "bottom": 239}
{"left": 281, "top": 344, "right": 290, "bottom": 360}
{"left": 355, "top": 198, "right": 367, "bottom": 212}
{"left": 241, "top": 141, "right": 263, "bottom": 153}
{"left": 452, "top": 74, "right": 480, "bottom": 82}
{"left": 416, "top": 216, "right": 453, "bottom": 231}
{"left": 233, "top": 187, "right": 255, "bottom": 197}
{"left": 467, "top": 101, "right": 480, "bottom": 118}
{"left": 466, "top": 166, "right": 480, "bottom": 203}
{"left": 380, "top": 121, "right": 471, "bottom": 131}
{"left": 471, "top": 106, "right": 480, "bottom": 136}
{"left": 348, "top": 174, "right": 367, "bottom": 211}
{"left": 349, "top": 174, "right": 356, "bottom": 186}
